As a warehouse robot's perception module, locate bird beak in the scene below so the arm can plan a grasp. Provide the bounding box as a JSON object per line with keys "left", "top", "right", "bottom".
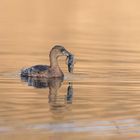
{"left": 63, "top": 50, "right": 71, "bottom": 56}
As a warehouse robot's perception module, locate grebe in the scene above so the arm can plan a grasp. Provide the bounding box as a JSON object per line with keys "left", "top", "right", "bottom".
{"left": 21, "top": 45, "right": 73, "bottom": 78}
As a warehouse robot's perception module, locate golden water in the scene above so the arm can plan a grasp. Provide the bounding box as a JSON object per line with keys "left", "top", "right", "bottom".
{"left": 1, "top": 0, "right": 140, "bottom": 139}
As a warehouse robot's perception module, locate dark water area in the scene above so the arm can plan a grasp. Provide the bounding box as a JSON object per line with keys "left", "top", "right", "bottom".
{"left": 1, "top": 0, "right": 140, "bottom": 139}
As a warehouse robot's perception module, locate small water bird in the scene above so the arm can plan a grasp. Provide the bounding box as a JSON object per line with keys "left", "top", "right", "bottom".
{"left": 21, "top": 45, "right": 74, "bottom": 78}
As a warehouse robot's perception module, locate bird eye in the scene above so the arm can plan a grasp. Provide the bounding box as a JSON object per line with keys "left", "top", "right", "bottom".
{"left": 61, "top": 48, "right": 65, "bottom": 52}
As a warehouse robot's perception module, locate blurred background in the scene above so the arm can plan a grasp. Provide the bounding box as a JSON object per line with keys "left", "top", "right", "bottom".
{"left": 1, "top": 0, "right": 140, "bottom": 71}
{"left": 1, "top": 0, "right": 140, "bottom": 140}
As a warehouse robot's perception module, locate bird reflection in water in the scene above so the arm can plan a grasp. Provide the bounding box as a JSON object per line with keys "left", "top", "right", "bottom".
{"left": 21, "top": 76, "right": 73, "bottom": 113}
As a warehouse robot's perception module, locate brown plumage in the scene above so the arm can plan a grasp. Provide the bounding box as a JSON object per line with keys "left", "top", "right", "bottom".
{"left": 21, "top": 45, "right": 71, "bottom": 78}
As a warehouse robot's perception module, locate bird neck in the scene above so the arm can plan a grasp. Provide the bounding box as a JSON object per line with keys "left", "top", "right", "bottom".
{"left": 49, "top": 51, "right": 59, "bottom": 68}
{"left": 49, "top": 50, "right": 63, "bottom": 78}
